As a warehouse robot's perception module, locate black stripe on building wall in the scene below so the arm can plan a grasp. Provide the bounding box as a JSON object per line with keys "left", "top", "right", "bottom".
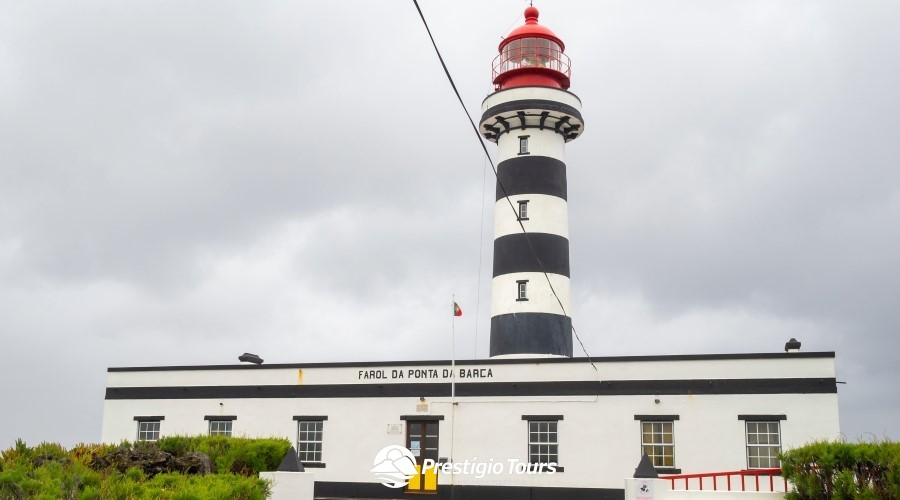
{"left": 496, "top": 156, "right": 567, "bottom": 201}
{"left": 481, "top": 99, "right": 584, "bottom": 127}
{"left": 107, "top": 352, "right": 836, "bottom": 372}
{"left": 203, "top": 415, "right": 237, "bottom": 421}
{"left": 105, "top": 378, "right": 837, "bottom": 400}
{"left": 634, "top": 415, "right": 680, "bottom": 421}
{"left": 493, "top": 233, "right": 569, "bottom": 277}
{"left": 315, "top": 481, "right": 621, "bottom": 500}
{"left": 490, "top": 313, "right": 572, "bottom": 357}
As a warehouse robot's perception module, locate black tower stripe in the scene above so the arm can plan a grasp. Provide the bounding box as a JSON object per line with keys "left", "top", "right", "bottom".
{"left": 493, "top": 233, "right": 569, "bottom": 277}
{"left": 490, "top": 313, "right": 573, "bottom": 357}
{"left": 496, "top": 156, "right": 567, "bottom": 201}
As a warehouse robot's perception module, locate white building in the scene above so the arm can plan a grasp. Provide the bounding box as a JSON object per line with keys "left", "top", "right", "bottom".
{"left": 102, "top": 353, "right": 839, "bottom": 499}
{"left": 101, "top": 7, "right": 840, "bottom": 499}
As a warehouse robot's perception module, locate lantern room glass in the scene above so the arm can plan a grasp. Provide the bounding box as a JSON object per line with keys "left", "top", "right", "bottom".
{"left": 502, "top": 38, "right": 561, "bottom": 70}
{"left": 493, "top": 37, "right": 570, "bottom": 83}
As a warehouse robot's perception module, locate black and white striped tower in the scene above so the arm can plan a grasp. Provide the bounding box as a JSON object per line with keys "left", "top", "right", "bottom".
{"left": 480, "top": 6, "right": 584, "bottom": 358}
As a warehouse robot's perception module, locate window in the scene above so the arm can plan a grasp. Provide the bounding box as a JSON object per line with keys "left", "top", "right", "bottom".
{"left": 519, "top": 136, "right": 530, "bottom": 155}
{"left": 523, "top": 415, "right": 562, "bottom": 468}
{"left": 641, "top": 421, "right": 674, "bottom": 468}
{"left": 746, "top": 421, "right": 782, "bottom": 468}
{"left": 205, "top": 415, "right": 236, "bottom": 437}
{"left": 294, "top": 416, "right": 327, "bottom": 465}
{"left": 516, "top": 280, "right": 528, "bottom": 301}
{"left": 134, "top": 416, "right": 164, "bottom": 441}
{"left": 517, "top": 200, "right": 529, "bottom": 220}
{"left": 138, "top": 421, "right": 160, "bottom": 441}
{"left": 635, "top": 415, "right": 679, "bottom": 471}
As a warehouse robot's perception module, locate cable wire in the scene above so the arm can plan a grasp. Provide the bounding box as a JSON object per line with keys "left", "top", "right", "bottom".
{"left": 412, "top": 0, "right": 596, "bottom": 371}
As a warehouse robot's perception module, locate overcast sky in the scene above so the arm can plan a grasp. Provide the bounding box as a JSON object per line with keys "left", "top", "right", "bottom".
{"left": 1, "top": 0, "right": 898, "bottom": 449}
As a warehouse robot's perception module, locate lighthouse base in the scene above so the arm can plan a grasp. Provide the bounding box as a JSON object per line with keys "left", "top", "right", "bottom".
{"left": 490, "top": 312, "right": 573, "bottom": 357}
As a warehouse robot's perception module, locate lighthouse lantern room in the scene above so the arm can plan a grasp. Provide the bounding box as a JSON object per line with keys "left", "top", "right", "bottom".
{"left": 492, "top": 6, "right": 571, "bottom": 90}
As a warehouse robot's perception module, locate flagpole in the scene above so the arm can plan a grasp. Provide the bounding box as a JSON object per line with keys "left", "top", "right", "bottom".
{"left": 450, "top": 294, "right": 457, "bottom": 500}
{"left": 451, "top": 294, "right": 457, "bottom": 402}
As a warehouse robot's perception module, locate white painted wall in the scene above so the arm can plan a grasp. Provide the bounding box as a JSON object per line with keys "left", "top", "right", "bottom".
{"left": 494, "top": 194, "right": 569, "bottom": 238}
{"left": 259, "top": 471, "right": 314, "bottom": 500}
{"left": 105, "top": 355, "right": 836, "bottom": 387}
{"left": 496, "top": 125, "right": 566, "bottom": 163}
{"left": 482, "top": 86, "right": 583, "bottom": 115}
{"left": 490, "top": 272, "right": 570, "bottom": 316}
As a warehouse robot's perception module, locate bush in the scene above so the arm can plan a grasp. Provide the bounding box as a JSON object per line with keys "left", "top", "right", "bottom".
{"left": 0, "top": 438, "right": 277, "bottom": 499}
{"left": 157, "top": 436, "right": 290, "bottom": 476}
{"left": 780, "top": 440, "right": 900, "bottom": 499}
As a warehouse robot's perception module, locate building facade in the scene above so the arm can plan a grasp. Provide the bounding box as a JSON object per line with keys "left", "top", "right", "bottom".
{"left": 102, "top": 353, "right": 840, "bottom": 499}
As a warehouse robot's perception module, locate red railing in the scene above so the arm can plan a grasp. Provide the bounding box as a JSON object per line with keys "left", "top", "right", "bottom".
{"left": 661, "top": 469, "right": 788, "bottom": 492}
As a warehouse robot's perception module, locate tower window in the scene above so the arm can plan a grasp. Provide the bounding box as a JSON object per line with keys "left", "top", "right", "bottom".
{"left": 518, "top": 135, "right": 530, "bottom": 155}
{"left": 518, "top": 200, "right": 529, "bottom": 220}
{"left": 517, "top": 280, "right": 529, "bottom": 301}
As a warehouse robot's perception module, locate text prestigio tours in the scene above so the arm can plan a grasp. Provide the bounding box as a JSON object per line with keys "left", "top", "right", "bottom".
{"left": 422, "top": 458, "right": 558, "bottom": 478}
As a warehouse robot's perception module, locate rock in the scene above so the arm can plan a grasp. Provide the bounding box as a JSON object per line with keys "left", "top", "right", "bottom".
{"left": 172, "top": 452, "right": 211, "bottom": 475}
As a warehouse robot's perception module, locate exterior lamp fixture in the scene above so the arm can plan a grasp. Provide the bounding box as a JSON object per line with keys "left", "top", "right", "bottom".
{"left": 784, "top": 338, "right": 801, "bottom": 353}
{"left": 238, "top": 352, "right": 264, "bottom": 364}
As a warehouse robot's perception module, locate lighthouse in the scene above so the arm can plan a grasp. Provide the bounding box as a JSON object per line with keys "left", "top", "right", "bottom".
{"left": 481, "top": 6, "right": 584, "bottom": 358}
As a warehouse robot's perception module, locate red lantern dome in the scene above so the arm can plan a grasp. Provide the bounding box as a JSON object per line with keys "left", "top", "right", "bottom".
{"left": 493, "top": 6, "right": 571, "bottom": 90}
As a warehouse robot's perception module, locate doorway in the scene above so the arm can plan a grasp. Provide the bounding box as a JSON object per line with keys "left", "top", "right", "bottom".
{"left": 406, "top": 419, "right": 439, "bottom": 493}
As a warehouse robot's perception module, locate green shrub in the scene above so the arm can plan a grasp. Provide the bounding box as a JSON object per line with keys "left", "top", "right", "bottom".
{"left": 0, "top": 438, "right": 278, "bottom": 499}
{"left": 157, "top": 436, "right": 290, "bottom": 476}
{"left": 781, "top": 440, "right": 900, "bottom": 499}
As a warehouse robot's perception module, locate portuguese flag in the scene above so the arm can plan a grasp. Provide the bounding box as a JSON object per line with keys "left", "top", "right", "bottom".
{"left": 453, "top": 302, "right": 462, "bottom": 317}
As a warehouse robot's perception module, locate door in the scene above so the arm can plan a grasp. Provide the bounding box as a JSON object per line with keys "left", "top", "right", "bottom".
{"left": 406, "top": 420, "right": 439, "bottom": 493}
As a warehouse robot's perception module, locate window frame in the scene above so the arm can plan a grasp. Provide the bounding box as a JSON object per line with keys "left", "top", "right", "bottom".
{"left": 518, "top": 135, "right": 530, "bottom": 155}
{"left": 516, "top": 280, "right": 529, "bottom": 301}
{"left": 517, "top": 200, "right": 529, "bottom": 221}
{"left": 740, "top": 415, "right": 785, "bottom": 469}
{"left": 133, "top": 416, "right": 164, "bottom": 442}
{"left": 522, "top": 415, "right": 564, "bottom": 472}
{"left": 635, "top": 415, "right": 680, "bottom": 473}
{"left": 204, "top": 415, "right": 236, "bottom": 437}
{"left": 293, "top": 416, "right": 327, "bottom": 467}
